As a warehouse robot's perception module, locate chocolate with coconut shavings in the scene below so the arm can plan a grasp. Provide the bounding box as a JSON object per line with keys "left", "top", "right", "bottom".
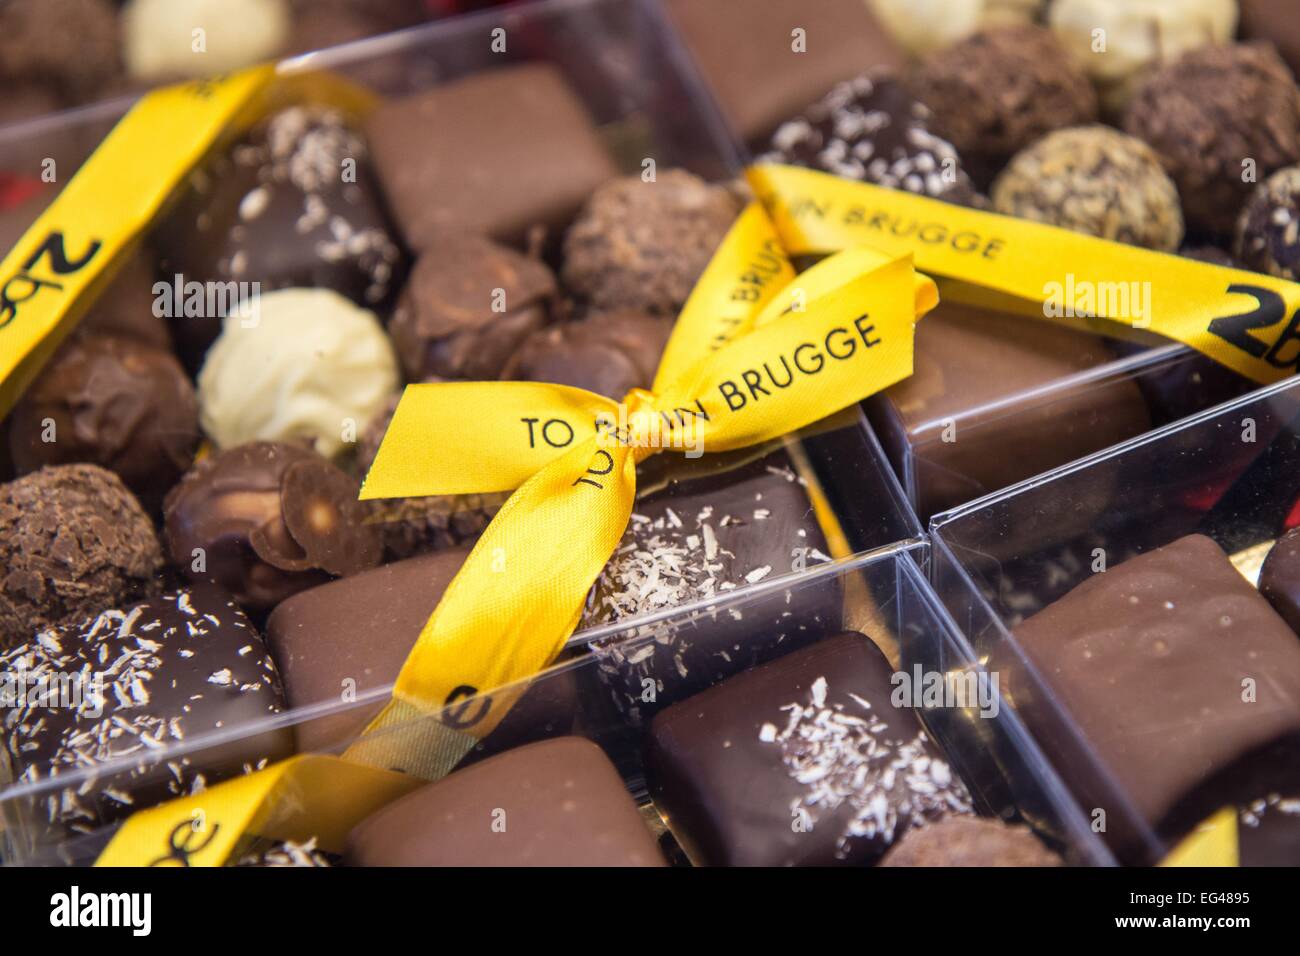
{"left": 584, "top": 448, "right": 842, "bottom": 725}
{"left": 234, "top": 836, "right": 337, "bottom": 867}
{"left": 0, "top": 586, "right": 293, "bottom": 839}
{"left": 758, "top": 73, "right": 982, "bottom": 206}
{"left": 156, "top": 105, "right": 407, "bottom": 370}
{"left": 646, "top": 631, "right": 973, "bottom": 866}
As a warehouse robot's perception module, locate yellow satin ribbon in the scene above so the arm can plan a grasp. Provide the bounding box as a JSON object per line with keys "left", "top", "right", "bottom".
{"left": 749, "top": 163, "right": 1300, "bottom": 385}
{"left": 348, "top": 203, "right": 935, "bottom": 752}
{"left": 94, "top": 755, "right": 419, "bottom": 867}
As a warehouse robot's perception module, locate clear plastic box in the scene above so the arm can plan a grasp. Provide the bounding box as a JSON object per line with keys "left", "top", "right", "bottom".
{"left": 0, "top": 0, "right": 925, "bottom": 859}
{"left": 2, "top": 544, "right": 1111, "bottom": 867}
{"left": 931, "top": 377, "right": 1300, "bottom": 864}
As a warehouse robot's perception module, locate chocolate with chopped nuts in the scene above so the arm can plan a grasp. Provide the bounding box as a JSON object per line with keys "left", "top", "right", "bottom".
{"left": 0, "top": 586, "right": 293, "bottom": 840}
{"left": 646, "top": 631, "right": 973, "bottom": 867}
{"left": 164, "top": 442, "right": 383, "bottom": 614}
{"left": 584, "top": 447, "right": 842, "bottom": 725}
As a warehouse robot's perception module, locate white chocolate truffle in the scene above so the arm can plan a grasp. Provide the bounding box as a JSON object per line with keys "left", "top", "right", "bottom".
{"left": 1049, "top": 0, "right": 1238, "bottom": 112}
{"left": 123, "top": 0, "right": 290, "bottom": 80}
{"left": 868, "top": 0, "right": 1044, "bottom": 58}
{"left": 197, "top": 288, "right": 399, "bottom": 459}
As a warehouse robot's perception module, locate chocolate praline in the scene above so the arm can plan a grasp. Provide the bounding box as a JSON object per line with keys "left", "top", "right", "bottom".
{"left": 8, "top": 335, "right": 198, "bottom": 510}
{"left": 992, "top": 126, "right": 1184, "bottom": 251}
{"left": 501, "top": 311, "right": 673, "bottom": 401}
{"left": 561, "top": 170, "right": 739, "bottom": 316}
{"left": 879, "top": 816, "right": 1062, "bottom": 866}
{"left": 163, "top": 442, "right": 382, "bottom": 613}
{"left": 1124, "top": 43, "right": 1300, "bottom": 238}
{"left": 388, "top": 237, "right": 556, "bottom": 382}
{"left": 0, "top": 464, "right": 163, "bottom": 648}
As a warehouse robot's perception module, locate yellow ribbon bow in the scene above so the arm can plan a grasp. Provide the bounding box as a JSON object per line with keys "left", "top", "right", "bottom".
{"left": 345, "top": 202, "right": 937, "bottom": 766}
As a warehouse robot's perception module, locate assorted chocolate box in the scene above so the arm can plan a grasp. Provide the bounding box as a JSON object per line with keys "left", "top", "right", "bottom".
{"left": 3, "top": 0, "right": 1300, "bottom": 867}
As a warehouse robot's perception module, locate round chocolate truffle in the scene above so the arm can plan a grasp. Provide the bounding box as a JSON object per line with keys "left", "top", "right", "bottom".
{"left": 1049, "top": 0, "right": 1238, "bottom": 114}
{"left": 0, "top": 0, "right": 120, "bottom": 99}
{"left": 0, "top": 464, "right": 163, "bottom": 647}
{"left": 1235, "top": 165, "right": 1300, "bottom": 278}
{"left": 163, "top": 441, "right": 383, "bottom": 613}
{"left": 388, "top": 237, "right": 557, "bottom": 382}
{"left": 909, "top": 25, "right": 1098, "bottom": 187}
{"left": 869, "top": 0, "right": 1043, "bottom": 58}
{"left": 356, "top": 397, "right": 506, "bottom": 560}
{"left": 879, "top": 816, "right": 1062, "bottom": 866}
{"left": 501, "top": 310, "right": 673, "bottom": 401}
{"left": 759, "top": 73, "right": 982, "bottom": 206}
{"left": 992, "top": 126, "right": 1184, "bottom": 251}
{"left": 562, "top": 170, "right": 739, "bottom": 316}
{"left": 8, "top": 335, "right": 199, "bottom": 509}
{"left": 197, "top": 288, "right": 399, "bottom": 459}
{"left": 1124, "top": 43, "right": 1300, "bottom": 238}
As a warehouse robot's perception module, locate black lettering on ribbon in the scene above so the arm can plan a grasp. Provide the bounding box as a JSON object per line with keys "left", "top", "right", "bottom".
{"left": 148, "top": 819, "right": 221, "bottom": 867}
{"left": 1207, "top": 284, "right": 1286, "bottom": 360}
{"left": 441, "top": 684, "right": 492, "bottom": 729}
{"left": 573, "top": 449, "right": 615, "bottom": 490}
{"left": 0, "top": 231, "right": 102, "bottom": 329}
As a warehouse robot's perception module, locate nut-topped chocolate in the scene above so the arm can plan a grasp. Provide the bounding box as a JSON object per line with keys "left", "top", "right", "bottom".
{"left": 163, "top": 442, "right": 382, "bottom": 613}
{"left": 8, "top": 335, "right": 199, "bottom": 510}
{"left": 0, "top": 586, "right": 293, "bottom": 838}
{"left": 1235, "top": 165, "right": 1300, "bottom": 278}
{"left": 0, "top": 465, "right": 163, "bottom": 648}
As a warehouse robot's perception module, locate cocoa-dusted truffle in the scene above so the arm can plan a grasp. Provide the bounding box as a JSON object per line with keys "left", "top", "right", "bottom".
{"left": 879, "top": 816, "right": 1062, "bottom": 866}
{"left": 1124, "top": 43, "right": 1300, "bottom": 238}
{"left": 388, "top": 238, "right": 556, "bottom": 382}
{"left": 759, "top": 73, "right": 982, "bottom": 206}
{"left": 8, "top": 336, "right": 199, "bottom": 510}
{"left": 163, "top": 442, "right": 382, "bottom": 613}
{"left": 992, "top": 126, "right": 1184, "bottom": 251}
{"left": 0, "top": 465, "right": 163, "bottom": 647}
{"left": 1235, "top": 165, "right": 1300, "bottom": 278}
{"left": 0, "top": 0, "right": 120, "bottom": 100}
{"left": 910, "top": 25, "right": 1098, "bottom": 187}
{"left": 501, "top": 311, "right": 673, "bottom": 401}
{"left": 562, "top": 171, "right": 739, "bottom": 316}
{"left": 356, "top": 397, "right": 505, "bottom": 560}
